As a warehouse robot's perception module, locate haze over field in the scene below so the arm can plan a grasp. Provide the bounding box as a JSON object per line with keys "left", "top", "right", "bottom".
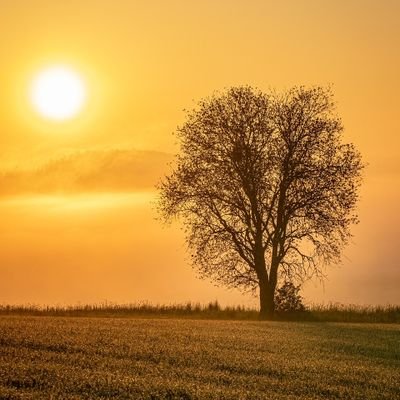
{"left": 0, "top": 0, "right": 399, "bottom": 306}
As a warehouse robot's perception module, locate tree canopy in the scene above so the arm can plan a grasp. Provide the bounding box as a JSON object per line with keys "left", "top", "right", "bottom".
{"left": 158, "top": 86, "right": 363, "bottom": 318}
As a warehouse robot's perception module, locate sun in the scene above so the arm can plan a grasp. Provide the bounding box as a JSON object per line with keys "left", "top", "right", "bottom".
{"left": 30, "top": 66, "right": 87, "bottom": 121}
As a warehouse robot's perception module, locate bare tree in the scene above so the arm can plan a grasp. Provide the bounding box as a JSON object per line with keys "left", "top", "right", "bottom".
{"left": 158, "top": 86, "right": 363, "bottom": 319}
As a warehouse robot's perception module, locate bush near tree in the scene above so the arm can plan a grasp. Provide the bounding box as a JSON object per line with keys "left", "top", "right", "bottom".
{"left": 275, "top": 281, "right": 305, "bottom": 312}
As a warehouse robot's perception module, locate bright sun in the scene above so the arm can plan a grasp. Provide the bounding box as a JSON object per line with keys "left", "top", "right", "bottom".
{"left": 30, "top": 66, "right": 86, "bottom": 121}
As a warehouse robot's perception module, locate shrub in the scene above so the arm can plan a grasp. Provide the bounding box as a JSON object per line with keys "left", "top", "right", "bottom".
{"left": 275, "top": 281, "right": 305, "bottom": 312}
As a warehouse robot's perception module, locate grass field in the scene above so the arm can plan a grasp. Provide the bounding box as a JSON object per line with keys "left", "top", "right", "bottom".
{"left": 0, "top": 317, "right": 399, "bottom": 399}
{"left": 1, "top": 302, "right": 399, "bottom": 323}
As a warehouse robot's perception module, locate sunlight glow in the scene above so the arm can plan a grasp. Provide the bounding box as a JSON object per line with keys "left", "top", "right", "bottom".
{"left": 30, "top": 66, "right": 86, "bottom": 121}
{"left": 1, "top": 192, "right": 154, "bottom": 213}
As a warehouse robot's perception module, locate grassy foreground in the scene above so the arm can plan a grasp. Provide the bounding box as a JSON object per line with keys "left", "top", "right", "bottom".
{"left": 0, "top": 317, "right": 399, "bottom": 399}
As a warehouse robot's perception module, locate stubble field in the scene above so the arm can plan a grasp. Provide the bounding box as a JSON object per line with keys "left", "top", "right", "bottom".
{"left": 0, "top": 316, "right": 398, "bottom": 399}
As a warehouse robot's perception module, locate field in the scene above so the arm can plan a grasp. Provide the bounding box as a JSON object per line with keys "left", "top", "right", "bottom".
{"left": 0, "top": 317, "right": 399, "bottom": 399}
{"left": 1, "top": 302, "right": 399, "bottom": 323}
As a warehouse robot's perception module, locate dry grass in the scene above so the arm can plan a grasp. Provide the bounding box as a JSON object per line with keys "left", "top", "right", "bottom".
{"left": 0, "top": 302, "right": 399, "bottom": 323}
{"left": 0, "top": 316, "right": 399, "bottom": 399}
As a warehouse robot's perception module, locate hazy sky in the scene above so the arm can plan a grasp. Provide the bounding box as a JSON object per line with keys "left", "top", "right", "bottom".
{"left": 0, "top": 0, "right": 399, "bottom": 306}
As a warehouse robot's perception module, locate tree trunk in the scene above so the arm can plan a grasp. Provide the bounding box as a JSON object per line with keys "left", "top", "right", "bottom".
{"left": 259, "top": 279, "right": 275, "bottom": 320}
{"left": 255, "top": 240, "right": 275, "bottom": 320}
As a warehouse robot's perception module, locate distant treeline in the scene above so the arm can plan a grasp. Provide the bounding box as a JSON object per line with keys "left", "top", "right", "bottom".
{"left": 0, "top": 302, "right": 399, "bottom": 323}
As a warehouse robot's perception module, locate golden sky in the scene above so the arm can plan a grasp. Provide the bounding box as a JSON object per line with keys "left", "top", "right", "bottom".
{"left": 0, "top": 0, "right": 399, "bottom": 306}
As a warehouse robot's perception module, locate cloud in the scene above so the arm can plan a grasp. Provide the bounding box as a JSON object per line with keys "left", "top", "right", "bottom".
{"left": 0, "top": 149, "right": 173, "bottom": 197}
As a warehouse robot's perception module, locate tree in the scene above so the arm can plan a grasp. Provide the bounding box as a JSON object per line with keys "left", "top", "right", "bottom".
{"left": 158, "top": 86, "right": 363, "bottom": 319}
